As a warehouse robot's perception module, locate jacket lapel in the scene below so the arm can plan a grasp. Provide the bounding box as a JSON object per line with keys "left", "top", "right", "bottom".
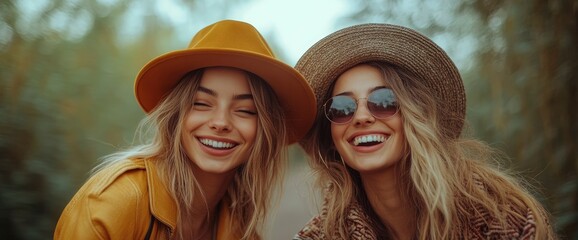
{"left": 145, "top": 158, "right": 177, "bottom": 232}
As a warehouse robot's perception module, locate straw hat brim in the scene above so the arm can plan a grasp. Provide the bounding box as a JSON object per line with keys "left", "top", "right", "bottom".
{"left": 135, "top": 48, "right": 316, "bottom": 144}
{"left": 296, "top": 23, "right": 465, "bottom": 138}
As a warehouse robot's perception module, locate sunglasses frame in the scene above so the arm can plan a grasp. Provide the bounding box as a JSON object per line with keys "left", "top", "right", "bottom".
{"left": 323, "top": 88, "right": 400, "bottom": 124}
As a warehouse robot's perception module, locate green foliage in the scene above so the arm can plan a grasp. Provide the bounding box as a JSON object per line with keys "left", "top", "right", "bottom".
{"left": 462, "top": 0, "right": 577, "bottom": 237}
{"left": 0, "top": 0, "right": 183, "bottom": 238}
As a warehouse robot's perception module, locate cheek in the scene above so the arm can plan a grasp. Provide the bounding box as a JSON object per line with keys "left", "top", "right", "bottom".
{"left": 183, "top": 110, "right": 209, "bottom": 129}
{"left": 391, "top": 116, "right": 404, "bottom": 135}
{"left": 237, "top": 118, "right": 258, "bottom": 143}
{"left": 330, "top": 124, "right": 346, "bottom": 145}
{"left": 390, "top": 117, "right": 406, "bottom": 151}
{"left": 182, "top": 111, "right": 196, "bottom": 131}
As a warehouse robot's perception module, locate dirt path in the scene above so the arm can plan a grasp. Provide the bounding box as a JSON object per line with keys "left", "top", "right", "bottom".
{"left": 266, "top": 163, "right": 320, "bottom": 239}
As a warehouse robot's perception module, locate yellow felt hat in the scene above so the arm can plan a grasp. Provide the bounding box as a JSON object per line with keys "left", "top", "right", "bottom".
{"left": 135, "top": 20, "right": 316, "bottom": 143}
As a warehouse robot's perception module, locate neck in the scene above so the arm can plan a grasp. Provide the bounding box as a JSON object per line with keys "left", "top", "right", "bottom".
{"left": 361, "top": 167, "right": 415, "bottom": 240}
{"left": 189, "top": 167, "right": 237, "bottom": 239}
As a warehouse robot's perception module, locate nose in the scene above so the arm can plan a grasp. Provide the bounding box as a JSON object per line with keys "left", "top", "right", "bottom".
{"left": 209, "top": 108, "right": 231, "bottom": 132}
{"left": 352, "top": 99, "right": 375, "bottom": 127}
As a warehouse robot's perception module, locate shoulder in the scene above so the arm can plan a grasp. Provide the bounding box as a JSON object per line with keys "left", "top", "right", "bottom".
{"left": 66, "top": 158, "right": 149, "bottom": 206}
{"left": 294, "top": 200, "right": 377, "bottom": 240}
{"left": 466, "top": 204, "right": 545, "bottom": 239}
{"left": 89, "top": 158, "right": 148, "bottom": 196}
{"left": 464, "top": 176, "right": 555, "bottom": 239}
{"left": 55, "top": 158, "right": 152, "bottom": 239}
{"left": 294, "top": 215, "right": 325, "bottom": 240}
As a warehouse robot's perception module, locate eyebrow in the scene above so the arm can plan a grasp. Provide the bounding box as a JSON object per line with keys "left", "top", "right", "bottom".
{"left": 197, "top": 86, "right": 253, "bottom": 100}
{"left": 334, "top": 86, "right": 387, "bottom": 97}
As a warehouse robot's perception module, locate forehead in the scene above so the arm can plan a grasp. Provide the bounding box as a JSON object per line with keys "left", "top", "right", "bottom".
{"left": 332, "top": 64, "right": 388, "bottom": 95}
{"left": 199, "top": 67, "right": 251, "bottom": 93}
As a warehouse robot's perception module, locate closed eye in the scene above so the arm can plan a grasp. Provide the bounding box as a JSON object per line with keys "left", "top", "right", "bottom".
{"left": 237, "top": 109, "right": 257, "bottom": 116}
{"left": 193, "top": 102, "right": 211, "bottom": 110}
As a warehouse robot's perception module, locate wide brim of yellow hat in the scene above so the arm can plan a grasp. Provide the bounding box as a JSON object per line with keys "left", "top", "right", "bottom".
{"left": 135, "top": 48, "right": 316, "bottom": 144}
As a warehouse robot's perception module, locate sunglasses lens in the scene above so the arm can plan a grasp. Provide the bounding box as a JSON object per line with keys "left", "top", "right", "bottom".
{"left": 324, "top": 88, "right": 399, "bottom": 124}
{"left": 325, "top": 96, "right": 356, "bottom": 123}
{"left": 367, "top": 88, "right": 398, "bottom": 118}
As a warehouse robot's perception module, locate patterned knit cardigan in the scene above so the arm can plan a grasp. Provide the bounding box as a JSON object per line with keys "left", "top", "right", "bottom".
{"left": 293, "top": 200, "right": 555, "bottom": 240}
{"left": 293, "top": 179, "right": 556, "bottom": 240}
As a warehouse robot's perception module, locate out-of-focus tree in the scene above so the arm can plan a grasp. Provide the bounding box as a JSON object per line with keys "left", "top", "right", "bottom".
{"left": 464, "top": 1, "right": 577, "bottom": 237}
{"left": 0, "top": 0, "right": 245, "bottom": 238}
{"left": 344, "top": 0, "right": 577, "bottom": 238}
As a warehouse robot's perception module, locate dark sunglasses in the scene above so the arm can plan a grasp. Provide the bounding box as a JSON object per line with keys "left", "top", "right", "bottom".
{"left": 323, "top": 88, "right": 399, "bottom": 124}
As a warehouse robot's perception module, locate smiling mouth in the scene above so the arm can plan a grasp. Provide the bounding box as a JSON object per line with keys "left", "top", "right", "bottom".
{"left": 352, "top": 134, "right": 386, "bottom": 146}
{"left": 199, "top": 138, "right": 237, "bottom": 149}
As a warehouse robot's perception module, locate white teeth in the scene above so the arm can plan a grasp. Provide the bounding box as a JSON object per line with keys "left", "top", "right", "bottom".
{"left": 353, "top": 134, "right": 386, "bottom": 146}
{"left": 199, "top": 138, "right": 235, "bottom": 149}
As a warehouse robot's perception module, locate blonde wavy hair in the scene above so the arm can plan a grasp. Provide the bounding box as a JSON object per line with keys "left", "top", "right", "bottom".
{"left": 96, "top": 67, "right": 287, "bottom": 240}
{"left": 302, "top": 62, "right": 553, "bottom": 239}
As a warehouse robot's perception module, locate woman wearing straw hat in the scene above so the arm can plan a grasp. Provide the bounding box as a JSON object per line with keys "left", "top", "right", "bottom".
{"left": 293, "top": 23, "right": 556, "bottom": 239}
{"left": 54, "top": 20, "right": 315, "bottom": 240}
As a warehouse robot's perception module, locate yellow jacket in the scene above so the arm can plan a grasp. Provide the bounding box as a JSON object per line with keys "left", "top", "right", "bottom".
{"left": 54, "top": 158, "right": 242, "bottom": 239}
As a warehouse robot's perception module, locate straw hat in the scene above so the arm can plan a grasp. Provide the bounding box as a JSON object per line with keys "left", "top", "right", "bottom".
{"left": 296, "top": 23, "right": 465, "bottom": 138}
{"left": 135, "top": 19, "right": 316, "bottom": 143}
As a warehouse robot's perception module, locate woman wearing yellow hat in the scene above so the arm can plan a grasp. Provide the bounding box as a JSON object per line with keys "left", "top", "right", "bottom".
{"left": 54, "top": 20, "right": 316, "bottom": 240}
{"left": 293, "top": 23, "right": 556, "bottom": 239}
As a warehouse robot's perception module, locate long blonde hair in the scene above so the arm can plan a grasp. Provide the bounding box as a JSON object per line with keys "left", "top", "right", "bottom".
{"left": 303, "top": 62, "right": 553, "bottom": 239}
{"left": 96, "top": 67, "right": 287, "bottom": 240}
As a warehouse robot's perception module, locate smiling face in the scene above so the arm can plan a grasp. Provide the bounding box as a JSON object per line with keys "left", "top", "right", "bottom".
{"left": 330, "top": 64, "right": 406, "bottom": 174}
{"left": 181, "top": 67, "right": 257, "bottom": 175}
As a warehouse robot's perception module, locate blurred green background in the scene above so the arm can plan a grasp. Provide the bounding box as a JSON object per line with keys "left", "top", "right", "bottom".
{"left": 1, "top": 0, "right": 576, "bottom": 239}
